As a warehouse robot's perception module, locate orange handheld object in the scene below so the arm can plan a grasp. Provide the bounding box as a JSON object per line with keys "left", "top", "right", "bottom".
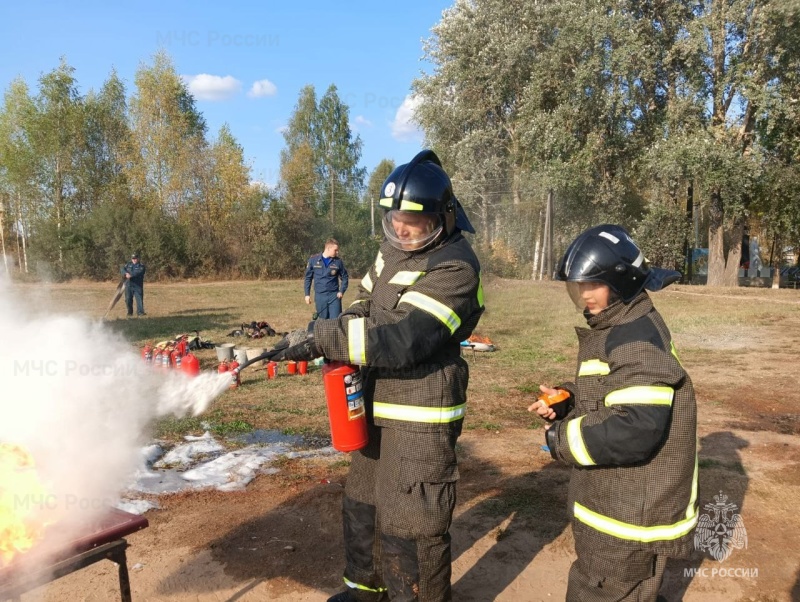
{"left": 537, "top": 389, "right": 570, "bottom": 407}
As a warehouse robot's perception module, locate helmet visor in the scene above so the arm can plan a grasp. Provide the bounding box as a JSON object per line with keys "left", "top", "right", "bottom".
{"left": 382, "top": 210, "right": 443, "bottom": 251}
{"left": 566, "top": 282, "right": 587, "bottom": 311}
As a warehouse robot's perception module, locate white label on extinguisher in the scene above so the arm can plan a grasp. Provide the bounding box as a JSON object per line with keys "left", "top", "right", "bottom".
{"left": 346, "top": 371, "right": 365, "bottom": 420}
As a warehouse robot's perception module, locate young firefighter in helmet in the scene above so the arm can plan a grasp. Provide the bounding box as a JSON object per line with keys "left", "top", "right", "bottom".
{"left": 270, "top": 150, "right": 484, "bottom": 601}
{"left": 529, "top": 224, "right": 697, "bottom": 602}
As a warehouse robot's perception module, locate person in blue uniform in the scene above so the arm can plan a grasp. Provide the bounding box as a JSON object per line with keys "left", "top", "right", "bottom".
{"left": 304, "top": 238, "right": 348, "bottom": 319}
{"left": 121, "top": 252, "right": 146, "bottom": 317}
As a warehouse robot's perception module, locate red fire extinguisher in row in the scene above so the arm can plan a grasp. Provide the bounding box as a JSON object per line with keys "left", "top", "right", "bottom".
{"left": 218, "top": 360, "right": 240, "bottom": 388}
{"left": 322, "top": 361, "right": 368, "bottom": 452}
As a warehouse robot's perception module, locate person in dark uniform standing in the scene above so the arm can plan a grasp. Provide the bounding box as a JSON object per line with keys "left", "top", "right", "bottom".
{"left": 530, "top": 225, "right": 697, "bottom": 602}
{"left": 121, "top": 252, "right": 146, "bottom": 317}
{"left": 305, "top": 238, "right": 349, "bottom": 319}
{"left": 270, "top": 150, "right": 484, "bottom": 601}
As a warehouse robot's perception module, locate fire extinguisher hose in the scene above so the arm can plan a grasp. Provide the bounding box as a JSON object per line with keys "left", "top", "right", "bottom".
{"left": 231, "top": 348, "right": 282, "bottom": 373}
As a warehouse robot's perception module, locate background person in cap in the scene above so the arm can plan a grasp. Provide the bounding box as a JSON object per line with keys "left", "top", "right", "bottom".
{"left": 120, "top": 252, "right": 146, "bottom": 317}
{"left": 270, "top": 150, "right": 484, "bottom": 601}
{"left": 304, "top": 238, "right": 348, "bottom": 319}
{"left": 529, "top": 224, "right": 696, "bottom": 602}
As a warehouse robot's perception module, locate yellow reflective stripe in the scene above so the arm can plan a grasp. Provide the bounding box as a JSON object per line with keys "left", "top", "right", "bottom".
{"left": 361, "top": 272, "right": 374, "bottom": 293}
{"left": 579, "top": 359, "right": 610, "bottom": 376}
{"left": 574, "top": 501, "right": 699, "bottom": 543}
{"left": 379, "top": 198, "right": 394, "bottom": 208}
{"left": 567, "top": 416, "right": 595, "bottom": 466}
{"left": 373, "top": 402, "right": 466, "bottom": 423}
{"left": 670, "top": 341, "right": 683, "bottom": 367}
{"left": 375, "top": 251, "right": 384, "bottom": 277}
{"left": 399, "top": 200, "right": 424, "bottom": 211}
{"left": 348, "top": 318, "right": 367, "bottom": 365}
{"left": 477, "top": 271, "right": 484, "bottom": 307}
{"left": 398, "top": 291, "right": 461, "bottom": 334}
{"left": 605, "top": 386, "right": 674, "bottom": 406}
{"left": 389, "top": 271, "right": 425, "bottom": 286}
{"left": 343, "top": 577, "right": 387, "bottom": 593}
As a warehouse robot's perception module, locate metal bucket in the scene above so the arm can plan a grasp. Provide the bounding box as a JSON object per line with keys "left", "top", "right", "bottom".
{"left": 215, "top": 343, "right": 235, "bottom": 362}
{"left": 246, "top": 347, "right": 266, "bottom": 367}
{"left": 234, "top": 347, "right": 248, "bottom": 365}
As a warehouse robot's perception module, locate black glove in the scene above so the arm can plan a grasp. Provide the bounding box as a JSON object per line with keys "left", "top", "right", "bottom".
{"left": 271, "top": 323, "right": 322, "bottom": 362}
{"left": 545, "top": 425, "right": 559, "bottom": 461}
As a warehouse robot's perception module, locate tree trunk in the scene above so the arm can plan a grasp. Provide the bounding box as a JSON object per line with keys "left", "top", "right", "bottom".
{"left": 17, "top": 192, "right": 28, "bottom": 273}
{"left": 541, "top": 190, "right": 553, "bottom": 280}
{"left": 684, "top": 183, "right": 694, "bottom": 282}
{"left": 329, "top": 168, "right": 336, "bottom": 224}
{"left": 0, "top": 199, "right": 7, "bottom": 274}
{"left": 723, "top": 218, "right": 744, "bottom": 286}
{"left": 771, "top": 233, "right": 781, "bottom": 290}
{"left": 532, "top": 209, "right": 543, "bottom": 280}
{"left": 706, "top": 189, "right": 726, "bottom": 286}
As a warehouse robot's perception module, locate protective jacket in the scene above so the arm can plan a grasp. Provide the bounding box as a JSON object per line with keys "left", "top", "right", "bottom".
{"left": 546, "top": 293, "right": 697, "bottom": 559}
{"left": 314, "top": 233, "right": 483, "bottom": 431}
{"left": 305, "top": 253, "right": 348, "bottom": 296}
{"left": 313, "top": 232, "right": 484, "bottom": 601}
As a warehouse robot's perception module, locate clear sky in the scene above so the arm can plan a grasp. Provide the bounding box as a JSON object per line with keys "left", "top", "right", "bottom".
{"left": 0, "top": 0, "right": 454, "bottom": 187}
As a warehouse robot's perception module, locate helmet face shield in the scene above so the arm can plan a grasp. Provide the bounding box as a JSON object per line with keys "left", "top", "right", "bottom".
{"left": 382, "top": 210, "right": 443, "bottom": 251}
{"left": 566, "top": 282, "right": 588, "bottom": 311}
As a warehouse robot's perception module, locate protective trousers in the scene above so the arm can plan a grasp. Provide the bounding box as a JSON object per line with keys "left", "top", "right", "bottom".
{"left": 566, "top": 545, "right": 667, "bottom": 602}
{"left": 341, "top": 425, "right": 458, "bottom": 601}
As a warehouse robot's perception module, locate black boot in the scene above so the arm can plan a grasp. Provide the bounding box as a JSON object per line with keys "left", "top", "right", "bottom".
{"left": 327, "top": 589, "right": 387, "bottom": 602}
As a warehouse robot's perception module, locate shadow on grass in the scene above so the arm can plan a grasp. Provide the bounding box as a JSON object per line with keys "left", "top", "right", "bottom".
{"left": 104, "top": 312, "right": 237, "bottom": 341}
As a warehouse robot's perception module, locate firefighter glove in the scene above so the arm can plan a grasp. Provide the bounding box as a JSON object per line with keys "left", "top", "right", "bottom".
{"left": 271, "top": 324, "right": 321, "bottom": 362}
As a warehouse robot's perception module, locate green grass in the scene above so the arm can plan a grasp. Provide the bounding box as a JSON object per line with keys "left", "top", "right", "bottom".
{"left": 11, "top": 277, "right": 800, "bottom": 440}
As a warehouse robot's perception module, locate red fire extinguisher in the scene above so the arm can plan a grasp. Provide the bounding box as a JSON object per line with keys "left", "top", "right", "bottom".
{"left": 218, "top": 360, "right": 229, "bottom": 374}
{"left": 322, "top": 361, "right": 368, "bottom": 452}
{"left": 181, "top": 352, "right": 200, "bottom": 377}
{"left": 170, "top": 348, "right": 182, "bottom": 370}
{"left": 142, "top": 344, "right": 153, "bottom": 364}
{"left": 228, "top": 360, "right": 240, "bottom": 388}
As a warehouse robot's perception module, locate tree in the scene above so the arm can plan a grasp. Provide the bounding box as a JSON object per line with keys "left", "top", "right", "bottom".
{"left": 127, "top": 51, "right": 207, "bottom": 214}
{"left": 315, "top": 85, "right": 366, "bottom": 224}
{"left": 0, "top": 78, "right": 37, "bottom": 273}
{"left": 27, "top": 58, "right": 85, "bottom": 273}
{"left": 280, "top": 85, "right": 366, "bottom": 224}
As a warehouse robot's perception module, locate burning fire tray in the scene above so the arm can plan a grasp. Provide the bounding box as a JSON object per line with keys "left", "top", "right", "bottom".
{"left": 0, "top": 507, "right": 148, "bottom": 602}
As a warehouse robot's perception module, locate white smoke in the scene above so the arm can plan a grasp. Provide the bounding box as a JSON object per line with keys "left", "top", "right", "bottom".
{"left": 0, "top": 279, "right": 229, "bottom": 565}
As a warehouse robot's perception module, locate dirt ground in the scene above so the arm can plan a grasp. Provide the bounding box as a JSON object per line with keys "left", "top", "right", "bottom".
{"left": 16, "top": 290, "right": 800, "bottom": 601}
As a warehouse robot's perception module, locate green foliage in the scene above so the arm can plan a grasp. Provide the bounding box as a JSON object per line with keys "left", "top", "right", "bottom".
{"left": 413, "top": 0, "right": 800, "bottom": 285}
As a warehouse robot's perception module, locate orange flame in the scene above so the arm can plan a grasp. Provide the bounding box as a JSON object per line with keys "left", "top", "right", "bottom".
{"left": 467, "top": 334, "right": 494, "bottom": 345}
{"left": 0, "top": 443, "right": 52, "bottom": 567}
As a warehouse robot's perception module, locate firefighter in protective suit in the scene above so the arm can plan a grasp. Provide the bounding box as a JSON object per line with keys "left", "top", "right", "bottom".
{"left": 271, "top": 150, "right": 484, "bottom": 601}
{"left": 530, "top": 225, "right": 697, "bottom": 602}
